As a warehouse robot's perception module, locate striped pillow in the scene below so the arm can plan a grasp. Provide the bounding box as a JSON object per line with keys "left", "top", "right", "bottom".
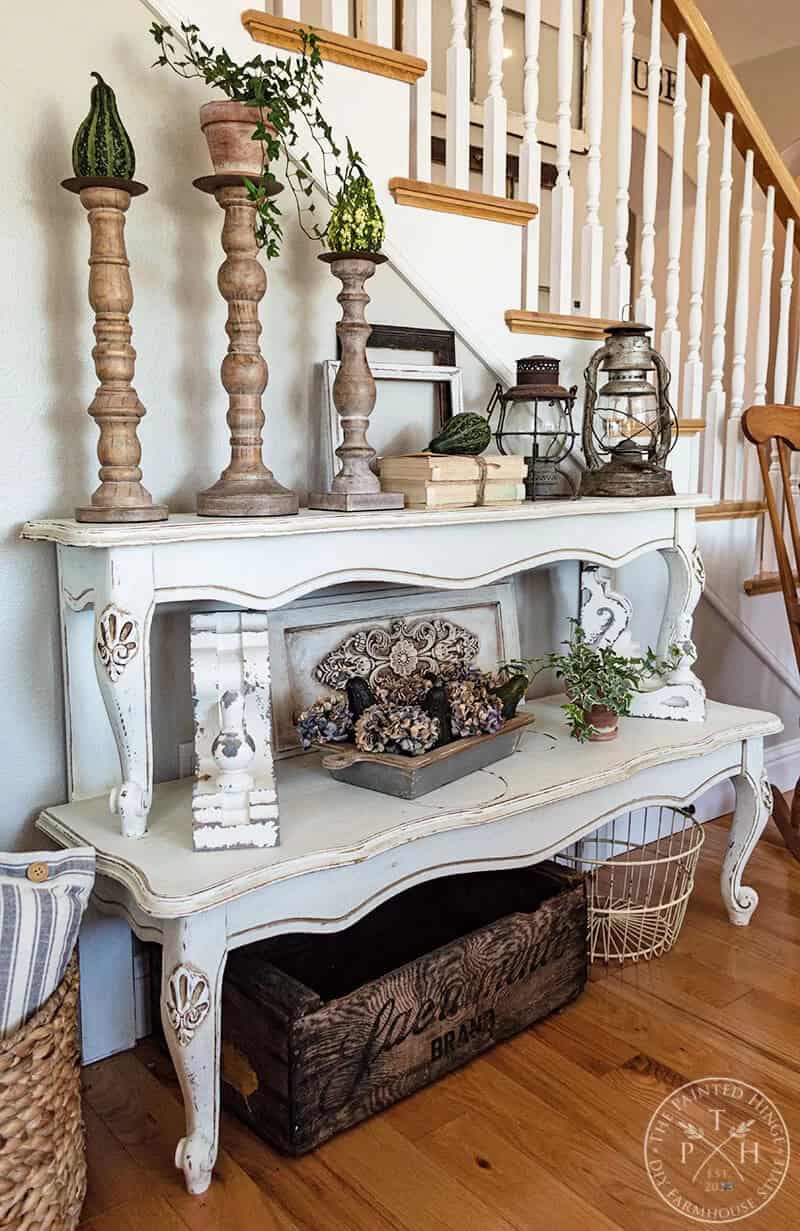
{"left": 0, "top": 849, "right": 95, "bottom": 1038}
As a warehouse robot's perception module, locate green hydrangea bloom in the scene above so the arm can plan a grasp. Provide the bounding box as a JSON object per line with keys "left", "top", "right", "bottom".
{"left": 328, "top": 174, "right": 385, "bottom": 253}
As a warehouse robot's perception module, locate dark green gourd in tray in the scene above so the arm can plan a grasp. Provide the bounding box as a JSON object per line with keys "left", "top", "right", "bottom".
{"left": 72, "top": 73, "right": 136, "bottom": 179}
{"left": 427, "top": 413, "right": 492, "bottom": 456}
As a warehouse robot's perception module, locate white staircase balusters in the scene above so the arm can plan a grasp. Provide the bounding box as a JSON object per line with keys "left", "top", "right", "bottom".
{"left": 724, "top": 150, "right": 755, "bottom": 501}
{"left": 608, "top": 0, "right": 635, "bottom": 320}
{"left": 660, "top": 33, "right": 687, "bottom": 410}
{"left": 634, "top": 0, "right": 661, "bottom": 327}
{"left": 320, "top": 0, "right": 350, "bottom": 34}
{"left": 273, "top": 0, "right": 302, "bottom": 18}
{"left": 446, "top": 0, "right": 471, "bottom": 190}
{"left": 761, "top": 217, "right": 795, "bottom": 573}
{"left": 520, "top": 0, "right": 542, "bottom": 310}
{"left": 483, "top": 0, "right": 508, "bottom": 197}
{"left": 681, "top": 74, "right": 710, "bottom": 421}
{"left": 404, "top": 0, "right": 432, "bottom": 180}
{"left": 702, "top": 112, "right": 734, "bottom": 503}
{"left": 364, "top": 0, "right": 393, "bottom": 45}
{"left": 752, "top": 186, "right": 775, "bottom": 410}
{"left": 549, "top": 0, "right": 575, "bottom": 314}
{"left": 579, "top": 0, "right": 604, "bottom": 317}
{"left": 774, "top": 219, "right": 795, "bottom": 404}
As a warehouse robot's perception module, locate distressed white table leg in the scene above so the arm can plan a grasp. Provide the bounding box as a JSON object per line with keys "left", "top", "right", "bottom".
{"left": 93, "top": 547, "right": 156, "bottom": 836}
{"left": 628, "top": 529, "right": 706, "bottom": 720}
{"left": 161, "top": 911, "right": 228, "bottom": 1195}
{"left": 723, "top": 739, "right": 771, "bottom": 926}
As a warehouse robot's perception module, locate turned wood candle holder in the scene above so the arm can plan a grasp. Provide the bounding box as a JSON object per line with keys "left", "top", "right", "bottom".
{"left": 309, "top": 252, "right": 404, "bottom": 512}
{"left": 193, "top": 174, "right": 298, "bottom": 518}
{"left": 62, "top": 176, "right": 168, "bottom": 523}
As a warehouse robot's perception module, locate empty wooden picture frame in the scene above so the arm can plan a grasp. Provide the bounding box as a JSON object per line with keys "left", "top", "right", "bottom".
{"left": 323, "top": 360, "right": 465, "bottom": 486}
{"left": 339, "top": 325, "right": 457, "bottom": 427}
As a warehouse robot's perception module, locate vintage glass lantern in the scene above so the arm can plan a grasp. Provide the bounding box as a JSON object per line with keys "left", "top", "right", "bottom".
{"left": 580, "top": 323, "right": 678, "bottom": 497}
{"left": 486, "top": 356, "right": 578, "bottom": 500}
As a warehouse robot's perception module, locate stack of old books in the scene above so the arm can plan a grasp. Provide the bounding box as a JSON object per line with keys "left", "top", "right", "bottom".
{"left": 378, "top": 453, "right": 526, "bottom": 509}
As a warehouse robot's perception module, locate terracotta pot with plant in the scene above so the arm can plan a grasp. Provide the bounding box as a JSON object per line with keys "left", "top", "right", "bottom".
{"left": 151, "top": 21, "right": 364, "bottom": 258}
{"left": 523, "top": 622, "right": 678, "bottom": 742}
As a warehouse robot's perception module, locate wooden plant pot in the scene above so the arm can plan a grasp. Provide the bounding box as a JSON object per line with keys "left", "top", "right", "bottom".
{"left": 199, "top": 100, "right": 268, "bottom": 176}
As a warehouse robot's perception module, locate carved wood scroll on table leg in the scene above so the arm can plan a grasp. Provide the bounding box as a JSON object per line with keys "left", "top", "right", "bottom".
{"left": 579, "top": 546, "right": 706, "bottom": 722}
{"left": 93, "top": 549, "right": 156, "bottom": 838}
{"left": 161, "top": 916, "right": 227, "bottom": 1196}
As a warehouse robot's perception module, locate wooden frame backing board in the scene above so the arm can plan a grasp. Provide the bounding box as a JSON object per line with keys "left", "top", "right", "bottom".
{"left": 322, "top": 360, "right": 465, "bottom": 487}
{"left": 268, "top": 582, "right": 521, "bottom": 757}
{"left": 338, "top": 324, "right": 457, "bottom": 428}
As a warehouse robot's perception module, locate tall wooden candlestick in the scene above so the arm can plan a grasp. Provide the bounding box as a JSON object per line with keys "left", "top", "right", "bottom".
{"left": 309, "top": 253, "right": 404, "bottom": 512}
{"left": 193, "top": 176, "right": 298, "bottom": 517}
{"left": 62, "top": 177, "right": 168, "bottom": 522}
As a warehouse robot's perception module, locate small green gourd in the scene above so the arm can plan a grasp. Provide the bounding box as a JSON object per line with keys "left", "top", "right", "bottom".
{"left": 427, "top": 413, "right": 492, "bottom": 456}
{"left": 72, "top": 72, "right": 136, "bottom": 179}
{"left": 328, "top": 172, "right": 385, "bottom": 253}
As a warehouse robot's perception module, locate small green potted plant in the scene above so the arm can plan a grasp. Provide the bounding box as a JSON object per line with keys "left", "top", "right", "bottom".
{"left": 151, "top": 21, "right": 366, "bottom": 259}
{"left": 518, "top": 622, "right": 679, "bottom": 742}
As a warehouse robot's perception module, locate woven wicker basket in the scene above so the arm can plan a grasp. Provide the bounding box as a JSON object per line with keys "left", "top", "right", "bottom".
{"left": 0, "top": 956, "right": 86, "bottom": 1230}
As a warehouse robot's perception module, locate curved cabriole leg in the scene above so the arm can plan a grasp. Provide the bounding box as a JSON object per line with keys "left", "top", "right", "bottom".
{"left": 93, "top": 548, "right": 156, "bottom": 837}
{"left": 161, "top": 914, "right": 227, "bottom": 1195}
{"left": 723, "top": 753, "right": 771, "bottom": 926}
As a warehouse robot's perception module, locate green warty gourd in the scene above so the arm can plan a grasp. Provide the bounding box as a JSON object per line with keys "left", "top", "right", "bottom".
{"left": 72, "top": 72, "right": 136, "bottom": 179}
{"left": 427, "top": 413, "right": 492, "bottom": 456}
{"left": 328, "top": 174, "right": 385, "bottom": 253}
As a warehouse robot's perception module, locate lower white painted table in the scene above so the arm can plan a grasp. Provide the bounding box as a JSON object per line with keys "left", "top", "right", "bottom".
{"left": 38, "top": 697, "right": 780, "bottom": 1194}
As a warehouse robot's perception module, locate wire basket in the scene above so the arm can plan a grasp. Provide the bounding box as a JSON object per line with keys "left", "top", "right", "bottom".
{"left": 557, "top": 806, "right": 704, "bottom": 963}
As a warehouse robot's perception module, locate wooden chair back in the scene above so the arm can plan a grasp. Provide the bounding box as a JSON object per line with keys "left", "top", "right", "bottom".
{"left": 742, "top": 405, "right": 800, "bottom": 673}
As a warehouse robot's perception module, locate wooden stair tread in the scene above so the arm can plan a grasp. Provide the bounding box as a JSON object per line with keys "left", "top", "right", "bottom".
{"left": 242, "top": 11, "right": 427, "bottom": 83}
{"left": 389, "top": 179, "right": 538, "bottom": 226}
{"left": 504, "top": 309, "right": 624, "bottom": 340}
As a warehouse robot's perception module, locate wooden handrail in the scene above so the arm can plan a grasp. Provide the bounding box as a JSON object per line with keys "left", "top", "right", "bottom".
{"left": 662, "top": 0, "right": 800, "bottom": 232}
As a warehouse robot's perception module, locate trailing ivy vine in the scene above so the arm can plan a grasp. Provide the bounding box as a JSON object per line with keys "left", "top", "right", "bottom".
{"left": 151, "top": 22, "right": 367, "bottom": 257}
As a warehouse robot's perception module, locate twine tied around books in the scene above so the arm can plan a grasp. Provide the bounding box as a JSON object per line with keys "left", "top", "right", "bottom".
{"left": 475, "top": 456, "right": 503, "bottom": 505}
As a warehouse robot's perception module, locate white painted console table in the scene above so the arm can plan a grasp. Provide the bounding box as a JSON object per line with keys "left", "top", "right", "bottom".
{"left": 23, "top": 497, "right": 782, "bottom": 1196}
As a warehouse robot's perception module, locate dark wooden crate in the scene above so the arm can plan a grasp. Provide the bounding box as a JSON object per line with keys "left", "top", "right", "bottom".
{"left": 220, "top": 862, "right": 587, "bottom": 1155}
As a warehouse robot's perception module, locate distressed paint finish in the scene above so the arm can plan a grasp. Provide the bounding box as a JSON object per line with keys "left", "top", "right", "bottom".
{"left": 160, "top": 916, "right": 227, "bottom": 1195}
{"left": 38, "top": 693, "right": 780, "bottom": 1195}
{"left": 723, "top": 745, "right": 772, "bottom": 926}
{"left": 579, "top": 519, "right": 706, "bottom": 723}
{"left": 579, "top": 564, "right": 632, "bottom": 648}
{"left": 27, "top": 498, "right": 714, "bottom": 834}
{"left": 167, "top": 964, "right": 211, "bottom": 1045}
{"left": 190, "top": 612, "right": 279, "bottom": 851}
{"left": 96, "top": 605, "right": 139, "bottom": 682}
{"left": 629, "top": 538, "right": 706, "bottom": 721}
{"left": 92, "top": 547, "right": 156, "bottom": 838}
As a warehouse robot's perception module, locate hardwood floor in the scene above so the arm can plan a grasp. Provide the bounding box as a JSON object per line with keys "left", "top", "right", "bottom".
{"left": 79, "top": 814, "right": 800, "bottom": 1230}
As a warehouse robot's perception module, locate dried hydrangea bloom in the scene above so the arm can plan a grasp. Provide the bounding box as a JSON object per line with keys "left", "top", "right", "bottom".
{"left": 446, "top": 677, "right": 505, "bottom": 738}
{"left": 373, "top": 671, "right": 430, "bottom": 707}
{"left": 355, "top": 703, "right": 440, "bottom": 757}
{"left": 296, "top": 692, "right": 354, "bottom": 749}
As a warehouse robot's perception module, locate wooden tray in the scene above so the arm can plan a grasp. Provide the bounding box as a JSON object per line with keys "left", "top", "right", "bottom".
{"left": 319, "top": 712, "right": 535, "bottom": 798}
